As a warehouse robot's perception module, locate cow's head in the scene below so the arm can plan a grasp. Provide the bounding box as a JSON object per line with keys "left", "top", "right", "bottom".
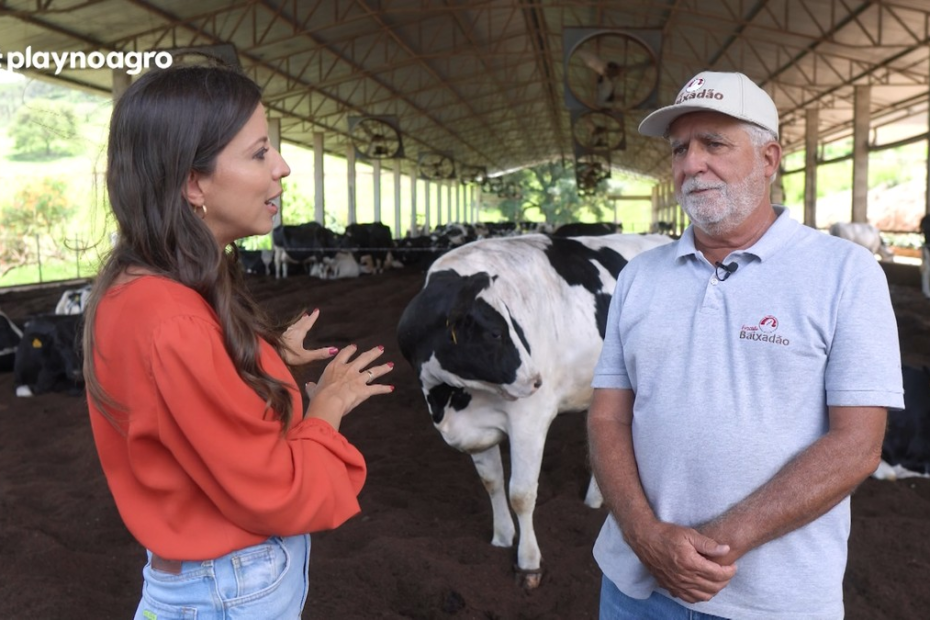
{"left": 397, "top": 269, "right": 542, "bottom": 408}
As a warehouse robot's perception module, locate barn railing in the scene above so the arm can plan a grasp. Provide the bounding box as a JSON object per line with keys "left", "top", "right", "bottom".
{"left": 0, "top": 232, "right": 107, "bottom": 288}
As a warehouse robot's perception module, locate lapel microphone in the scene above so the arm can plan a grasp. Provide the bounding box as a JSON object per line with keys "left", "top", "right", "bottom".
{"left": 714, "top": 261, "right": 738, "bottom": 281}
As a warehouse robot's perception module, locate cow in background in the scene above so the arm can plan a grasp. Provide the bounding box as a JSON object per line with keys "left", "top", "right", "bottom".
{"left": 0, "top": 310, "right": 23, "bottom": 372}
{"left": 397, "top": 233, "right": 673, "bottom": 588}
{"left": 828, "top": 222, "right": 894, "bottom": 261}
{"left": 14, "top": 314, "right": 84, "bottom": 397}
{"left": 482, "top": 221, "right": 519, "bottom": 237}
{"left": 237, "top": 247, "right": 273, "bottom": 276}
{"left": 878, "top": 365, "right": 930, "bottom": 477}
{"left": 316, "top": 251, "right": 362, "bottom": 280}
{"left": 651, "top": 221, "right": 675, "bottom": 234}
{"left": 344, "top": 222, "right": 395, "bottom": 274}
{"left": 394, "top": 234, "right": 441, "bottom": 271}
{"left": 54, "top": 284, "right": 92, "bottom": 315}
{"left": 552, "top": 222, "right": 619, "bottom": 237}
{"left": 272, "top": 222, "right": 342, "bottom": 278}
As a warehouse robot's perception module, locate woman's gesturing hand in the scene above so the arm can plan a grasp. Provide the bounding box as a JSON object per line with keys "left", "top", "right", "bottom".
{"left": 303, "top": 344, "right": 394, "bottom": 431}
{"left": 280, "top": 309, "right": 338, "bottom": 366}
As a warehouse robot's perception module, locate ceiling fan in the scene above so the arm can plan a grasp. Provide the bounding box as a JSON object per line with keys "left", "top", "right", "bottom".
{"left": 349, "top": 116, "right": 404, "bottom": 159}
{"left": 575, "top": 153, "right": 611, "bottom": 195}
{"left": 481, "top": 176, "right": 505, "bottom": 194}
{"left": 417, "top": 152, "right": 456, "bottom": 180}
{"left": 459, "top": 165, "right": 488, "bottom": 185}
{"left": 564, "top": 29, "right": 660, "bottom": 112}
{"left": 572, "top": 110, "right": 626, "bottom": 152}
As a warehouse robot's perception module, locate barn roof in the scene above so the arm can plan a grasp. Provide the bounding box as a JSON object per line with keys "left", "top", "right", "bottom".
{"left": 2, "top": 0, "right": 928, "bottom": 183}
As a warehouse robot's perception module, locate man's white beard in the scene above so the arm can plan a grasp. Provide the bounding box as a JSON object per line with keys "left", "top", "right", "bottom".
{"left": 677, "top": 158, "right": 766, "bottom": 236}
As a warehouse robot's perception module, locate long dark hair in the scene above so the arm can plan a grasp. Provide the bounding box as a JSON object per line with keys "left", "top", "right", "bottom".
{"left": 84, "top": 65, "right": 295, "bottom": 429}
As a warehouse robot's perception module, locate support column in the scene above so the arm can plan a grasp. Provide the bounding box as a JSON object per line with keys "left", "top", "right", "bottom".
{"left": 410, "top": 174, "right": 418, "bottom": 236}
{"left": 313, "top": 132, "right": 325, "bottom": 224}
{"left": 651, "top": 185, "right": 659, "bottom": 231}
{"left": 424, "top": 180, "right": 431, "bottom": 231}
{"left": 447, "top": 182, "right": 453, "bottom": 223}
{"left": 804, "top": 108, "right": 819, "bottom": 228}
{"left": 852, "top": 85, "right": 871, "bottom": 223}
{"left": 926, "top": 69, "right": 930, "bottom": 216}
{"left": 393, "top": 162, "right": 402, "bottom": 238}
{"left": 436, "top": 182, "right": 443, "bottom": 226}
{"left": 347, "top": 144, "right": 357, "bottom": 225}
{"left": 373, "top": 159, "right": 382, "bottom": 223}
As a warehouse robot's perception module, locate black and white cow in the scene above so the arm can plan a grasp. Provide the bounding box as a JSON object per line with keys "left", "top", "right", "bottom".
{"left": 272, "top": 222, "right": 343, "bottom": 278}
{"left": 14, "top": 314, "right": 84, "bottom": 397}
{"left": 828, "top": 222, "right": 894, "bottom": 261}
{"left": 552, "top": 222, "right": 619, "bottom": 237}
{"left": 344, "top": 222, "right": 395, "bottom": 274}
{"left": 397, "top": 233, "right": 673, "bottom": 588}
{"left": 238, "top": 248, "right": 274, "bottom": 276}
{"left": 878, "top": 365, "right": 930, "bottom": 477}
{"left": 54, "top": 284, "right": 92, "bottom": 315}
{"left": 312, "top": 251, "right": 362, "bottom": 280}
{"left": 0, "top": 310, "right": 23, "bottom": 372}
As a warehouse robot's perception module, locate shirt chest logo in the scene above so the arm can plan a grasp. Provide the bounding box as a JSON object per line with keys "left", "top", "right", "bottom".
{"left": 740, "top": 315, "right": 790, "bottom": 346}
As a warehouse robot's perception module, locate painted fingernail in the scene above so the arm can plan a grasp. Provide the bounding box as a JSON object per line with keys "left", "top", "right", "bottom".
{"left": 328, "top": 347, "right": 339, "bottom": 355}
{"left": 378, "top": 345, "right": 384, "bottom": 352}
{"left": 387, "top": 362, "right": 394, "bottom": 369}
{"left": 389, "top": 385, "right": 395, "bottom": 392}
{"left": 313, "top": 308, "right": 319, "bottom": 314}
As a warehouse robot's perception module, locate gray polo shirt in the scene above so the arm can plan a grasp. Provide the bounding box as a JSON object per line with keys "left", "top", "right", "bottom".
{"left": 592, "top": 207, "right": 903, "bottom": 619}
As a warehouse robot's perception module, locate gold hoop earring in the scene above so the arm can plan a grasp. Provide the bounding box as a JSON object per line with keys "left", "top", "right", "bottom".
{"left": 197, "top": 204, "right": 207, "bottom": 218}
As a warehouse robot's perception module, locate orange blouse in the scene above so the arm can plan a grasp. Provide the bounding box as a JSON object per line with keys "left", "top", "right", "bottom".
{"left": 87, "top": 275, "right": 366, "bottom": 560}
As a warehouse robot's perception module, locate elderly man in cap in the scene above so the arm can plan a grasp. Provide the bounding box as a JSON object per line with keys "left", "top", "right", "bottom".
{"left": 587, "top": 71, "right": 903, "bottom": 619}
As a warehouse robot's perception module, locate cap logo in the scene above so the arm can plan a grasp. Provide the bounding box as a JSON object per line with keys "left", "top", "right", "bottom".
{"left": 684, "top": 77, "right": 705, "bottom": 92}
{"left": 675, "top": 89, "right": 725, "bottom": 105}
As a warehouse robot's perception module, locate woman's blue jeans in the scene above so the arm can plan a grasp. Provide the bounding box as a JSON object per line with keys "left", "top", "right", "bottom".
{"left": 134, "top": 534, "right": 311, "bottom": 620}
{"left": 600, "top": 574, "right": 729, "bottom": 620}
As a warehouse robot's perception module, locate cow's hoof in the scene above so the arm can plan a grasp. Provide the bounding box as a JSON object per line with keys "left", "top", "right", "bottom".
{"left": 513, "top": 564, "right": 544, "bottom": 590}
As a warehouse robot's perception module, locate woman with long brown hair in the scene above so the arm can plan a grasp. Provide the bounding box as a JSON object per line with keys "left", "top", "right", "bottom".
{"left": 83, "top": 64, "right": 392, "bottom": 618}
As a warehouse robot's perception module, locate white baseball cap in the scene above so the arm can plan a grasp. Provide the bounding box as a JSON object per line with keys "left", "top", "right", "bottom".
{"left": 638, "top": 71, "right": 779, "bottom": 138}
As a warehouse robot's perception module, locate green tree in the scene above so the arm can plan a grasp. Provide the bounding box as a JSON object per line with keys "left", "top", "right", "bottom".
{"left": 0, "top": 177, "right": 72, "bottom": 276}
{"left": 494, "top": 160, "right": 612, "bottom": 225}
{"left": 8, "top": 99, "right": 81, "bottom": 158}
{"left": 280, "top": 177, "right": 316, "bottom": 225}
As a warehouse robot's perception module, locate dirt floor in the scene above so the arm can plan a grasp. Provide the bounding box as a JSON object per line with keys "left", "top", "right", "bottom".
{"left": 1, "top": 260, "right": 929, "bottom": 620}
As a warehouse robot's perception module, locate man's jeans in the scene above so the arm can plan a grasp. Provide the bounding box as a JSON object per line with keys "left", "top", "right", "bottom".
{"left": 599, "top": 574, "right": 730, "bottom": 620}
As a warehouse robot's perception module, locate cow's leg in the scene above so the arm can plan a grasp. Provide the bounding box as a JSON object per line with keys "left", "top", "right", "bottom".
{"left": 584, "top": 475, "right": 603, "bottom": 508}
{"left": 471, "top": 446, "right": 515, "bottom": 548}
{"left": 273, "top": 248, "right": 285, "bottom": 279}
{"left": 507, "top": 417, "right": 552, "bottom": 589}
